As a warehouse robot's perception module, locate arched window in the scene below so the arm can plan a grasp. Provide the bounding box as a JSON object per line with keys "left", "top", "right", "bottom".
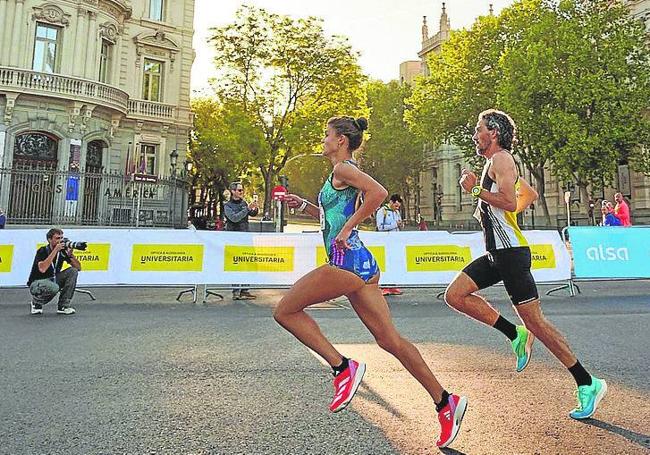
{"left": 86, "top": 140, "right": 105, "bottom": 172}
{"left": 13, "top": 132, "right": 58, "bottom": 169}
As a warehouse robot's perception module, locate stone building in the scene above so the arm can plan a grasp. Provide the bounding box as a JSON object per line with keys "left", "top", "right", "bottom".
{"left": 405, "top": 2, "right": 650, "bottom": 228}
{"left": 0, "top": 0, "right": 195, "bottom": 227}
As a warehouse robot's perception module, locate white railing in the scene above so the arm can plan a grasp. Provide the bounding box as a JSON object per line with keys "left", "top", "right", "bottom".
{"left": 0, "top": 66, "right": 129, "bottom": 113}
{"left": 128, "top": 99, "right": 176, "bottom": 119}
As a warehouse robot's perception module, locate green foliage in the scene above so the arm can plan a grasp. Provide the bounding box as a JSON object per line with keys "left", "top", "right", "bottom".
{"left": 209, "top": 5, "right": 367, "bottom": 211}
{"left": 189, "top": 96, "right": 264, "bottom": 212}
{"left": 363, "top": 80, "right": 424, "bottom": 206}
{"left": 407, "top": 0, "right": 650, "bottom": 208}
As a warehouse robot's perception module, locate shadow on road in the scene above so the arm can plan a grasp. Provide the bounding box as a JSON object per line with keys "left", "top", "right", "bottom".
{"left": 439, "top": 448, "right": 467, "bottom": 455}
{"left": 355, "top": 383, "right": 406, "bottom": 419}
{"left": 577, "top": 418, "right": 650, "bottom": 449}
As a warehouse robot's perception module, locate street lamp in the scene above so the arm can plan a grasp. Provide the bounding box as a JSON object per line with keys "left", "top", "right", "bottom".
{"left": 169, "top": 149, "right": 178, "bottom": 227}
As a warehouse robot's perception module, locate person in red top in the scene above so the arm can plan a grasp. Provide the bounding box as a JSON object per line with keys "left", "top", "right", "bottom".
{"left": 614, "top": 192, "right": 632, "bottom": 226}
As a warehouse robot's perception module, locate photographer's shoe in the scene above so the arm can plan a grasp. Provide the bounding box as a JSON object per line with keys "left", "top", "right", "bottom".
{"left": 57, "top": 306, "right": 76, "bottom": 315}
{"left": 30, "top": 301, "right": 43, "bottom": 315}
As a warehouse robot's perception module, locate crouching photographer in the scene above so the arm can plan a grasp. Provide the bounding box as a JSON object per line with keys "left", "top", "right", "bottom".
{"left": 27, "top": 228, "right": 85, "bottom": 316}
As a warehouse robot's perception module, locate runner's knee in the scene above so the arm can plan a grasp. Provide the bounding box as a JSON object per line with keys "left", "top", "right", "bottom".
{"left": 443, "top": 288, "right": 464, "bottom": 309}
{"left": 375, "top": 333, "right": 403, "bottom": 355}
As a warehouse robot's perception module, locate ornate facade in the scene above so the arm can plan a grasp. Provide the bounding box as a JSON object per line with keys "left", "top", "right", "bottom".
{"left": 0, "top": 0, "right": 195, "bottom": 227}
{"left": 407, "top": 2, "right": 650, "bottom": 228}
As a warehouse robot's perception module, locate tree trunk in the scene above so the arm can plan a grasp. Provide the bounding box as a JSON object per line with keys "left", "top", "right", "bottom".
{"left": 262, "top": 164, "right": 274, "bottom": 217}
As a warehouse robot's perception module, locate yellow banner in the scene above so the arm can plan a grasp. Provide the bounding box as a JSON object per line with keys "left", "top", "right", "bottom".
{"left": 530, "top": 244, "right": 556, "bottom": 270}
{"left": 0, "top": 245, "right": 14, "bottom": 273}
{"left": 131, "top": 244, "right": 204, "bottom": 272}
{"left": 406, "top": 245, "right": 472, "bottom": 272}
{"left": 224, "top": 246, "right": 294, "bottom": 272}
{"left": 74, "top": 244, "right": 111, "bottom": 271}
{"left": 316, "top": 245, "right": 386, "bottom": 272}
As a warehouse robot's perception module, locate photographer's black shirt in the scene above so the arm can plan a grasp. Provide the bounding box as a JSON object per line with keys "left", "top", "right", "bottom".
{"left": 27, "top": 246, "right": 71, "bottom": 286}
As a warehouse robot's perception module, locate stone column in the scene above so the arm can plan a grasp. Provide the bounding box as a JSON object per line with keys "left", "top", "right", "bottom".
{"left": 0, "top": 1, "right": 8, "bottom": 66}
{"left": 72, "top": 8, "right": 87, "bottom": 77}
{"left": 0, "top": 0, "right": 15, "bottom": 65}
{"left": 84, "top": 11, "right": 98, "bottom": 79}
{"left": 111, "top": 35, "right": 121, "bottom": 85}
{"left": 10, "top": 0, "right": 25, "bottom": 67}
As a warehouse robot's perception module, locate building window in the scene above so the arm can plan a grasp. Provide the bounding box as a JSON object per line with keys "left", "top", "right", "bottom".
{"left": 86, "top": 140, "right": 105, "bottom": 172}
{"left": 33, "top": 23, "right": 61, "bottom": 73}
{"left": 99, "top": 40, "right": 113, "bottom": 83}
{"left": 139, "top": 144, "right": 157, "bottom": 175}
{"left": 142, "top": 59, "right": 163, "bottom": 101}
{"left": 149, "top": 0, "right": 164, "bottom": 21}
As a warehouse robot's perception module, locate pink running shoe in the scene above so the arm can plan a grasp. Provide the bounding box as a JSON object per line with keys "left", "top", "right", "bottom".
{"left": 329, "top": 359, "right": 366, "bottom": 413}
{"left": 436, "top": 393, "right": 468, "bottom": 448}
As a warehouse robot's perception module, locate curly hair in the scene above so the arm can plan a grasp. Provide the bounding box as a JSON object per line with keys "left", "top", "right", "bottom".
{"left": 478, "top": 109, "right": 517, "bottom": 151}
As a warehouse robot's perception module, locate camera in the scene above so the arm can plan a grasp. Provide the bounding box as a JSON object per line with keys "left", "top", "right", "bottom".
{"left": 61, "top": 238, "right": 88, "bottom": 251}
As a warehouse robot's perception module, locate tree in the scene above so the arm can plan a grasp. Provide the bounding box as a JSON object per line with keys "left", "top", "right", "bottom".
{"left": 209, "top": 5, "right": 367, "bottom": 214}
{"left": 189, "top": 97, "right": 263, "bottom": 217}
{"left": 407, "top": 0, "right": 650, "bottom": 225}
{"left": 363, "top": 80, "right": 424, "bottom": 220}
{"left": 538, "top": 0, "right": 650, "bottom": 200}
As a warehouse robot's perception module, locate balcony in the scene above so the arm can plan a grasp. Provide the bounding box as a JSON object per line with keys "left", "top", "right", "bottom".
{"left": 127, "top": 99, "right": 176, "bottom": 121}
{"left": 0, "top": 66, "right": 129, "bottom": 114}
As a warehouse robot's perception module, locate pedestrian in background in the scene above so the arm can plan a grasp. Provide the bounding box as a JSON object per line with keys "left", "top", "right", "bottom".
{"left": 376, "top": 194, "right": 403, "bottom": 296}
{"left": 601, "top": 206, "right": 621, "bottom": 226}
{"left": 0, "top": 208, "right": 5, "bottom": 229}
{"left": 225, "top": 182, "right": 259, "bottom": 300}
{"left": 613, "top": 192, "right": 631, "bottom": 226}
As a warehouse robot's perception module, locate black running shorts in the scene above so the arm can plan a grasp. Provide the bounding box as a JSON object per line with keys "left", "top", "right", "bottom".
{"left": 462, "top": 246, "right": 539, "bottom": 305}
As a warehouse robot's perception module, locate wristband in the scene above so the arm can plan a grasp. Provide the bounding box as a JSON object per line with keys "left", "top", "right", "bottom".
{"left": 298, "top": 199, "right": 308, "bottom": 212}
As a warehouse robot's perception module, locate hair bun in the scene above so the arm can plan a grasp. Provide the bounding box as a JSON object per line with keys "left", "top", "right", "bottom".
{"left": 355, "top": 117, "right": 368, "bottom": 131}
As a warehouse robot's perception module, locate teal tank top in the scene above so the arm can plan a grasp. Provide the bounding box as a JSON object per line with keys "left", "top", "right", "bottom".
{"left": 318, "top": 160, "right": 360, "bottom": 253}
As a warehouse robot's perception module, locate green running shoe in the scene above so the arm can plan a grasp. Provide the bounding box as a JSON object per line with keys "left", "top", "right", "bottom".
{"left": 511, "top": 325, "right": 534, "bottom": 372}
{"left": 570, "top": 376, "right": 608, "bottom": 420}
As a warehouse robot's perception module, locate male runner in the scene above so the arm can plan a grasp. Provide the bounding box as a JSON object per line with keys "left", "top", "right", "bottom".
{"left": 444, "top": 109, "right": 607, "bottom": 420}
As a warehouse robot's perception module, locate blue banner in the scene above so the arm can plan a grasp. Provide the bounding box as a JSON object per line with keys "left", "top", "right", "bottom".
{"left": 66, "top": 176, "right": 79, "bottom": 201}
{"left": 569, "top": 227, "right": 650, "bottom": 278}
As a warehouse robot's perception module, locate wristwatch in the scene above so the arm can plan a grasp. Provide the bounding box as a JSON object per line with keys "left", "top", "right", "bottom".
{"left": 471, "top": 185, "right": 482, "bottom": 198}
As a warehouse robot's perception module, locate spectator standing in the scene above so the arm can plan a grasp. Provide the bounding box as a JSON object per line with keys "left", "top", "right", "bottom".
{"left": 224, "top": 182, "right": 259, "bottom": 300}
{"left": 0, "top": 208, "right": 5, "bottom": 229}
{"left": 376, "top": 194, "right": 403, "bottom": 296}
{"left": 601, "top": 206, "right": 621, "bottom": 226}
{"left": 613, "top": 192, "right": 632, "bottom": 226}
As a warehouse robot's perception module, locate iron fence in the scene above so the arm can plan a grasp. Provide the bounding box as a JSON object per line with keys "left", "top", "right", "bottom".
{"left": 0, "top": 166, "right": 188, "bottom": 228}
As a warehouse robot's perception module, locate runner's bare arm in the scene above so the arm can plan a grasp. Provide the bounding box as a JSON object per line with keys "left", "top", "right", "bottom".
{"left": 284, "top": 194, "right": 320, "bottom": 219}
{"left": 334, "top": 162, "right": 388, "bottom": 231}
{"left": 516, "top": 178, "right": 538, "bottom": 214}
{"left": 471, "top": 152, "right": 518, "bottom": 212}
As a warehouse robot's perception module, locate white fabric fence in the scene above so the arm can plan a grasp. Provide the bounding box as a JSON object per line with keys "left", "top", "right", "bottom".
{"left": 0, "top": 229, "right": 570, "bottom": 287}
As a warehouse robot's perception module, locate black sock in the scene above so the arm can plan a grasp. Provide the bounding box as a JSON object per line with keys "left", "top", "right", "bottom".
{"left": 332, "top": 357, "right": 349, "bottom": 376}
{"left": 435, "top": 390, "right": 450, "bottom": 412}
{"left": 568, "top": 361, "right": 592, "bottom": 387}
{"left": 493, "top": 315, "right": 518, "bottom": 341}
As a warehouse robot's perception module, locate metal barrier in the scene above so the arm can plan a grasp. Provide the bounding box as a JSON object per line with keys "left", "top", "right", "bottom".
{"left": 0, "top": 166, "right": 188, "bottom": 227}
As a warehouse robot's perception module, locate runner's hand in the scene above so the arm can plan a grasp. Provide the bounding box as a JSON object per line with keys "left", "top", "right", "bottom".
{"left": 459, "top": 169, "right": 478, "bottom": 192}
{"left": 334, "top": 227, "right": 352, "bottom": 251}
{"left": 284, "top": 194, "right": 304, "bottom": 209}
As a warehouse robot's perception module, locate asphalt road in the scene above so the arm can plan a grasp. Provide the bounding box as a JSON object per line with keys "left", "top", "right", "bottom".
{"left": 1, "top": 281, "right": 648, "bottom": 454}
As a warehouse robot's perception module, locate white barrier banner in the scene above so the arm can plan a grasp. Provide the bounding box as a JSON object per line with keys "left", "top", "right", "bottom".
{"left": 0, "top": 229, "right": 570, "bottom": 287}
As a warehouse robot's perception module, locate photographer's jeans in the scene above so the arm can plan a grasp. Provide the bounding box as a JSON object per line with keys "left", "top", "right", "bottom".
{"left": 29, "top": 268, "right": 79, "bottom": 308}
